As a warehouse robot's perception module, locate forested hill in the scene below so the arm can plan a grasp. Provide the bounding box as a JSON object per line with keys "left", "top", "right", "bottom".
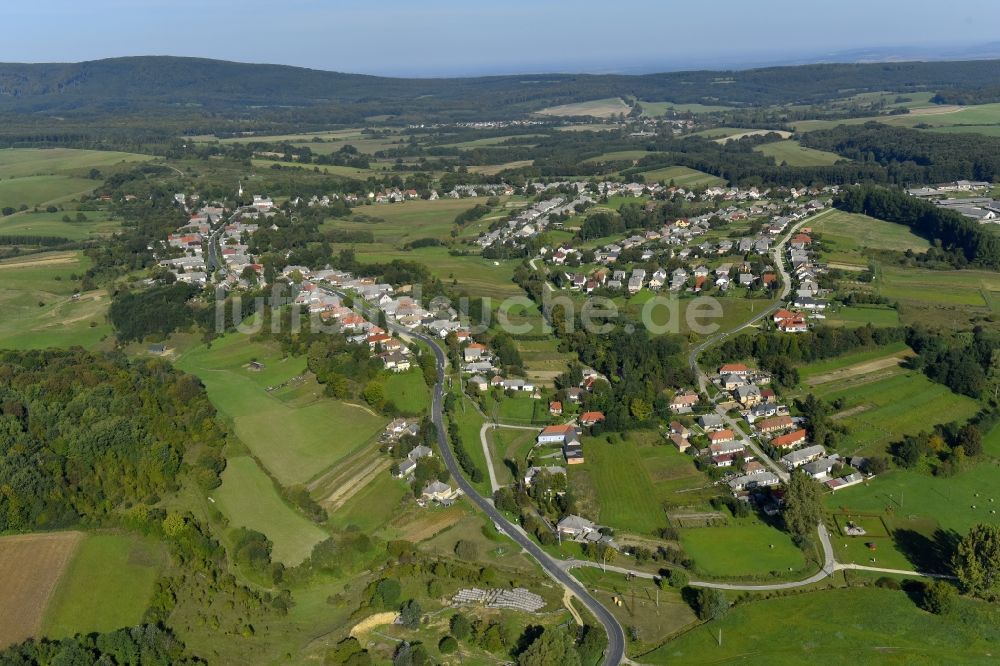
{"left": 4, "top": 56, "right": 1000, "bottom": 119}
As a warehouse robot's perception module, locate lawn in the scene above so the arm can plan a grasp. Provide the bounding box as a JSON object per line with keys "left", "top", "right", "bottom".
{"left": 488, "top": 427, "right": 538, "bottom": 486}
{"left": 754, "top": 140, "right": 844, "bottom": 166}
{"left": 383, "top": 369, "right": 431, "bottom": 414}
{"left": 0, "top": 251, "right": 112, "bottom": 350}
{"left": 812, "top": 369, "right": 980, "bottom": 457}
{"left": 42, "top": 533, "right": 166, "bottom": 639}
{"left": 644, "top": 587, "right": 1000, "bottom": 664}
{"left": 175, "top": 333, "right": 387, "bottom": 486}
{"left": 638, "top": 165, "right": 724, "bottom": 188}
{"left": 681, "top": 523, "right": 806, "bottom": 578}
{"left": 214, "top": 456, "right": 329, "bottom": 565}
{"left": 450, "top": 391, "right": 492, "bottom": 496}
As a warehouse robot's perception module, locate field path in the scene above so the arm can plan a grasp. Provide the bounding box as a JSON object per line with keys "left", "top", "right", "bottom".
{"left": 0, "top": 531, "right": 84, "bottom": 647}
{"left": 807, "top": 351, "right": 911, "bottom": 386}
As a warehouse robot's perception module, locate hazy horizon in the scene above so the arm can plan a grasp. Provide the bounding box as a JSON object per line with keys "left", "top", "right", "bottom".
{"left": 3, "top": 0, "right": 1000, "bottom": 77}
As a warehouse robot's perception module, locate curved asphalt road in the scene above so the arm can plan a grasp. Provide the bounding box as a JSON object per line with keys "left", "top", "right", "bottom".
{"left": 417, "top": 328, "right": 626, "bottom": 665}
{"left": 329, "top": 288, "right": 626, "bottom": 665}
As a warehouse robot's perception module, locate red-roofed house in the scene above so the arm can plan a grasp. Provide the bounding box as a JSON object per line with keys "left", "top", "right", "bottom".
{"left": 537, "top": 424, "right": 579, "bottom": 444}
{"left": 550, "top": 401, "right": 563, "bottom": 416}
{"left": 773, "top": 428, "right": 807, "bottom": 449}
{"left": 580, "top": 411, "right": 605, "bottom": 427}
{"left": 758, "top": 415, "right": 794, "bottom": 434}
{"left": 719, "top": 363, "right": 750, "bottom": 375}
{"left": 709, "top": 429, "right": 735, "bottom": 445}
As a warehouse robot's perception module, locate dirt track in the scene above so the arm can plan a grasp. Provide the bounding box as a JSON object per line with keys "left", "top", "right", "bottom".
{"left": 807, "top": 352, "right": 910, "bottom": 386}
{"left": 0, "top": 531, "right": 84, "bottom": 646}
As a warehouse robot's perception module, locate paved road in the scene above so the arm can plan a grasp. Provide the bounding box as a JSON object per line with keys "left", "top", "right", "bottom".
{"left": 479, "top": 422, "right": 542, "bottom": 494}
{"left": 686, "top": 210, "right": 831, "bottom": 474}
{"left": 336, "top": 292, "right": 626, "bottom": 666}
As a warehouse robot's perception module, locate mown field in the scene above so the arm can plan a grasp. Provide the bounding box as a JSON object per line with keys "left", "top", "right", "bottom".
{"left": 0, "top": 251, "right": 112, "bottom": 350}
{"left": 824, "top": 304, "right": 901, "bottom": 328}
{"left": 382, "top": 368, "right": 431, "bottom": 414}
{"left": 536, "top": 97, "right": 630, "bottom": 118}
{"left": 175, "top": 334, "right": 387, "bottom": 486}
{"left": 681, "top": 523, "right": 806, "bottom": 578}
{"left": 754, "top": 140, "right": 844, "bottom": 166}
{"left": 645, "top": 587, "right": 1000, "bottom": 664}
{"left": 812, "top": 209, "right": 930, "bottom": 267}
{"left": 356, "top": 247, "right": 523, "bottom": 300}
{"left": 811, "top": 368, "right": 980, "bottom": 457}
{"left": 42, "top": 533, "right": 166, "bottom": 639}
{"left": 569, "top": 432, "right": 719, "bottom": 537}
{"left": 0, "top": 531, "right": 83, "bottom": 647}
{"left": 214, "top": 456, "right": 328, "bottom": 565}
{"left": 797, "top": 342, "right": 910, "bottom": 383}
{"left": 638, "top": 165, "right": 724, "bottom": 188}
{"left": 0, "top": 210, "right": 120, "bottom": 240}
{"left": 0, "top": 148, "right": 151, "bottom": 179}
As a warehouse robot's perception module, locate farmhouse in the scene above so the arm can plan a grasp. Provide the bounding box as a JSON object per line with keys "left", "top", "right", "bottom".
{"left": 467, "top": 375, "right": 489, "bottom": 391}
{"left": 801, "top": 457, "right": 836, "bottom": 479}
{"left": 757, "top": 415, "right": 794, "bottom": 434}
{"left": 549, "top": 401, "right": 563, "bottom": 415}
{"left": 669, "top": 421, "right": 690, "bottom": 438}
{"left": 464, "top": 343, "right": 488, "bottom": 362}
{"left": 421, "top": 481, "right": 459, "bottom": 504}
{"left": 781, "top": 444, "right": 826, "bottom": 470}
{"left": 557, "top": 515, "right": 597, "bottom": 540}
{"left": 579, "top": 411, "right": 605, "bottom": 427}
{"left": 670, "top": 391, "right": 699, "bottom": 413}
{"left": 728, "top": 471, "right": 780, "bottom": 492}
{"left": 699, "top": 414, "right": 724, "bottom": 431}
{"left": 719, "top": 363, "right": 750, "bottom": 376}
{"left": 734, "top": 384, "right": 762, "bottom": 406}
{"left": 772, "top": 428, "right": 807, "bottom": 450}
{"left": 537, "top": 424, "right": 579, "bottom": 445}
{"left": 670, "top": 433, "right": 691, "bottom": 452}
{"left": 708, "top": 429, "right": 736, "bottom": 445}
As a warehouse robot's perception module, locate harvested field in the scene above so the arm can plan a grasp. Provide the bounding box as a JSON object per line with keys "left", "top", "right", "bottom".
{"left": 0, "top": 531, "right": 83, "bottom": 647}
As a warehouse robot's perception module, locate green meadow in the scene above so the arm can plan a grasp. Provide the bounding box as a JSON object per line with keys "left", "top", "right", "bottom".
{"left": 638, "top": 165, "right": 724, "bottom": 188}
{"left": 754, "top": 140, "right": 844, "bottom": 166}
{"left": 681, "top": 523, "right": 807, "bottom": 578}
{"left": 0, "top": 210, "right": 120, "bottom": 240}
{"left": 645, "top": 587, "right": 1000, "bottom": 665}
{"left": 356, "top": 247, "right": 523, "bottom": 300}
{"left": 824, "top": 305, "right": 900, "bottom": 328}
{"left": 0, "top": 252, "right": 112, "bottom": 350}
{"left": 175, "top": 333, "right": 387, "bottom": 486}
{"left": 382, "top": 368, "right": 431, "bottom": 414}
{"left": 214, "top": 457, "right": 328, "bottom": 565}
{"left": 42, "top": 534, "right": 166, "bottom": 639}
{"left": 0, "top": 148, "right": 151, "bottom": 179}
{"left": 797, "top": 342, "right": 910, "bottom": 382}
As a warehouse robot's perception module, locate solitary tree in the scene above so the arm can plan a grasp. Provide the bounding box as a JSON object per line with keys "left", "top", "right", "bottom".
{"left": 783, "top": 473, "right": 824, "bottom": 540}
{"left": 953, "top": 523, "right": 1000, "bottom": 600}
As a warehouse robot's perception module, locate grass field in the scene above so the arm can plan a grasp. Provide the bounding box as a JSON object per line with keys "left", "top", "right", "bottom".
{"left": 42, "top": 533, "right": 166, "bottom": 639}
{"left": 813, "top": 210, "right": 930, "bottom": 264}
{"left": 0, "top": 531, "right": 83, "bottom": 647}
{"left": 0, "top": 148, "right": 151, "bottom": 179}
{"left": 537, "top": 97, "right": 630, "bottom": 118}
{"left": 0, "top": 251, "right": 112, "bottom": 350}
{"left": 754, "top": 140, "right": 844, "bottom": 166}
{"left": 0, "top": 210, "right": 119, "bottom": 240}
{"left": 645, "top": 587, "right": 1000, "bottom": 664}
{"left": 214, "top": 456, "right": 328, "bottom": 565}
{"left": 681, "top": 523, "right": 806, "bottom": 577}
{"left": 0, "top": 175, "right": 101, "bottom": 211}
{"left": 878, "top": 265, "right": 998, "bottom": 308}
{"left": 638, "top": 165, "right": 724, "bottom": 188}
{"left": 582, "top": 150, "right": 661, "bottom": 164}
{"left": 326, "top": 196, "right": 505, "bottom": 245}
{"left": 797, "top": 342, "right": 910, "bottom": 383}
{"left": 811, "top": 369, "right": 980, "bottom": 457}
{"left": 824, "top": 305, "right": 901, "bottom": 328}
{"left": 571, "top": 436, "right": 664, "bottom": 535}
{"left": 175, "top": 333, "right": 387, "bottom": 486}
{"left": 640, "top": 101, "right": 734, "bottom": 116}
{"left": 329, "top": 471, "right": 410, "bottom": 535}
{"left": 383, "top": 369, "right": 431, "bottom": 414}
{"left": 355, "top": 247, "right": 522, "bottom": 300}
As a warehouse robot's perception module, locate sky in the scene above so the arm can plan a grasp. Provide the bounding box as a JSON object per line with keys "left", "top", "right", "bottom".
{"left": 2, "top": 0, "right": 1000, "bottom": 76}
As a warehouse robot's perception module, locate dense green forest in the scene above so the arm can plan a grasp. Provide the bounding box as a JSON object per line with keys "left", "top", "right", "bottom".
{"left": 802, "top": 123, "right": 1000, "bottom": 183}
{"left": 0, "top": 350, "right": 226, "bottom": 531}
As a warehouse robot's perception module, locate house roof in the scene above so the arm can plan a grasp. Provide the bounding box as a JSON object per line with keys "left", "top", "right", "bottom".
{"left": 719, "top": 363, "right": 749, "bottom": 373}
{"left": 773, "top": 428, "right": 807, "bottom": 447}
{"left": 709, "top": 429, "right": 735, "bottom": 442}
{"left": 541, "top": 424, "right": 576, "bottom": 435}
{"left": 580, "top": 411, "right": 605, "bottom": 423}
